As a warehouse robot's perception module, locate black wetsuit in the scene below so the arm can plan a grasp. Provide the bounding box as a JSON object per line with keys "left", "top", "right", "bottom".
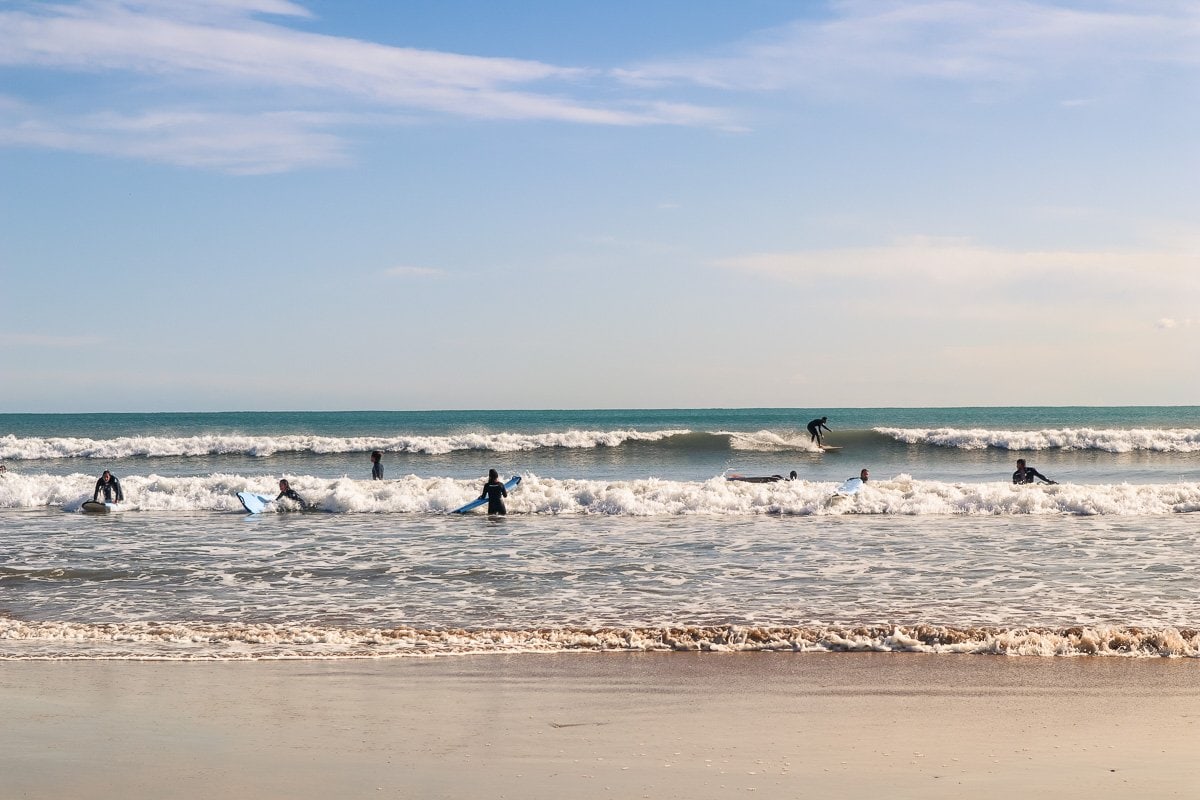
{"left": 1012, "top": 466, "right": 1054, "bottom": 485}
{"left": 480, "top": 480, "right": 508, "bottom": 515}
{"left": 371, "top": 460, "right": 383, "bottom": 480}
{"left": 93, "top": 475, "right": 124, "bottom": 502}
{"left": 807, "top": 418, "right": 830, "bottom": 444}
{"left": 277, "top": 488, "right": 308, "bottom": 509}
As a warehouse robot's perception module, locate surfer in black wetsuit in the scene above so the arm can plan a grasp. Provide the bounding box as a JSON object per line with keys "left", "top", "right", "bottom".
{"left": 727, "top": 470, "right": 799, "bottom": 483}
{"left": 1012, "top": 459, "right": 1056, "bottom": 485}
{"left": 807, "top": 417, "right": 831, "bottom": 446}
{"left": 479, "top": 469, "right": 508, "bottom": 515}
{"left": 371, "top": 451, "right": 383, "bottom": 480}
{"left": 93, "top": 470, "right": 124, "bottom": 502}
{"left": 276, "top": 479, "right": 309, "bottom": 509}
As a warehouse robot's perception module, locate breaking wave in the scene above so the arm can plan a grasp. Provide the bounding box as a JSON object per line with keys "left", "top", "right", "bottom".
{"left": 2, "top": 620, "right": 1198, "bottom": 660}
{"left": 3, "top": 472, "right": 1199, "bottom": 516}
{"left": 878, "top": 427, "right": 1200, "bottom": 452}
{"left": 0, "top": 429, "right": 692, "bottom": 460}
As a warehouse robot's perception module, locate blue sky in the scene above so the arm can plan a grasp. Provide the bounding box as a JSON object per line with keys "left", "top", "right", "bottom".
{"left": 1, "top": 0, "right": 1197, "bottom": 412}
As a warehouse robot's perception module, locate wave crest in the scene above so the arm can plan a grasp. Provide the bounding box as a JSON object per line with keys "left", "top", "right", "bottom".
{"left": 3, "top": 472, "right": 1200, "bottom": 515}
{"left": 2, "top": 620, "right": 1197, "bottom": 660}
{"left": 0, "top": 429, "right": 691, "bottom": 460}
{"left": 877, "top": 427, "right": 1200, "bottom": 452}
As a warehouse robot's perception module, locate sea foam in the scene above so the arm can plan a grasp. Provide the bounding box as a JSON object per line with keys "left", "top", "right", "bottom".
{"left": 3, "top": 472, "right": 1199, "bottom": 516}
{"left": 2, "top": 620, "right": 1197, "bottom": 660}
{"left": 0, "top": 429, "right": 691, "bottom": 460}
{"left": 878, "top": 427, "right": 1200, "bottom": 452}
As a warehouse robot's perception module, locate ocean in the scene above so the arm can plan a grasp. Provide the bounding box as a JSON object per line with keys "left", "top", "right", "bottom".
{"left": 2, "top": 407, "right": 1199, "bottom": 660}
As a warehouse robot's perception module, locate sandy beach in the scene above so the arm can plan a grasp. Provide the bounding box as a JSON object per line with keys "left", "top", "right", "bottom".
{"left": 3, "top": 653, "right": 1198, "bottom": 799}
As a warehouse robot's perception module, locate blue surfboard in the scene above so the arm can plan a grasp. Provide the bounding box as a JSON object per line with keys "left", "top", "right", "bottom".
{"left": 453, "top": 476, "right": 521, "bottom": 514}
{"left": 237, "top": 492, "right": 275, "bottom": 514}
{"left": 834, "top": 477, "right": 864, "bottom": 496}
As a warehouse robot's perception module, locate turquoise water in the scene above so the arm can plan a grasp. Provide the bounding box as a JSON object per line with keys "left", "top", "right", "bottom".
{"left": 2, "top": 408, "right": 1199, "bottom": 660}
{"left": 3, "top": 407, "right": 1198, "bottom": 484}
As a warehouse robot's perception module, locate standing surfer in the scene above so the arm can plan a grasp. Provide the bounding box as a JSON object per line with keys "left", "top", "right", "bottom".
{"left": 807, "top": 417, "right": 831, "bottom": 447}
{"left": 479, "top": 469, "right": 509, "bottom": 515}
{"left": 371, "top": 451, "right": 384, "bottom": 480}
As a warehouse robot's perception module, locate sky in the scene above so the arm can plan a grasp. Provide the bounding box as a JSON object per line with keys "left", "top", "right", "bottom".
{"left": 1, "top": 0, "right": 1197, "bottom": 412}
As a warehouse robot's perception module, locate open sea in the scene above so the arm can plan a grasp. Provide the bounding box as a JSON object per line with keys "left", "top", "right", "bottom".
{"left": 2, "top": 407, "right": 1200, "bottom": 660}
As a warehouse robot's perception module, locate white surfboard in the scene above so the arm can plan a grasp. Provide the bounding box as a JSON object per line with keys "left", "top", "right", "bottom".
{"left": 834, "top": 477, "right": 864, "bottom": 496}
{"left": 237, "top": 492, "right": 275, "bottom": 514}
{"left": 81, "top": 500, "right": 120, "bottom": 513}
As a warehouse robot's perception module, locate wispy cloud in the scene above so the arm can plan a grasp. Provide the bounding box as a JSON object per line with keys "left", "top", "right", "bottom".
{"left": 383, "top": 265, "right": 447, "bottom": 278}
{"left": 0, "top": 106, "right": 349, "bottom": 174}
{"left": 616, "top": 1, "right": 1200, "bottom": 95}
{"left": 713, "top": 236, "right": 1200, "bottom": 321}
{"left": 0, "top": 332, "right": 104, "bottom": 348}
{"left": 1157, "top": 318, "right": 1196, "bottom": 330}
{"left": 0, "top": 0, "right": 730, "bottom": 172}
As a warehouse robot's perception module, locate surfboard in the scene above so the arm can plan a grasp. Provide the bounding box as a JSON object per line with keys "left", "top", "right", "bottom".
{"left": 237, "top": 492, "right": 275, "bottom": 515}
{"left": 453, "top": 476, "right": 521, "bottom": 514}
{"left": 726, "top": 470, "right": 797, "bottom": 483}
{"left": 834, "top": 477, "right": 864, "bottom": 496}
{"left": 820, "top": 445, "right": 842, "bottom": 451}
{"left": 81, "top": 500, "right": 117, "bottom": 513}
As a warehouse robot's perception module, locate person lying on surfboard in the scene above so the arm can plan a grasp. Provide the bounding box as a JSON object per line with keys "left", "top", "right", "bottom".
{"left": 807, "top": 417, "right": 831, "bottom": 446}
{"left": 727, "top": 470, "right": 798, "bottom": 483}
{"left": 93, "top": 470, "right": 124, "bottom": 503}
{"left": 1012, "top": 459, "right": 1056, "bottom": 485}
{"left": 276, "top": 479, "right": 309, "bottom": 509}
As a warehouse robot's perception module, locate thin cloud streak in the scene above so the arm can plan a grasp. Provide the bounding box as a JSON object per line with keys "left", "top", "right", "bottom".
{"left": 0, "top": 332, "right": 104, "bottom": 348}
{"left": 615, "top": 0, "right": 1200, "bottom": 93}
{"left": 0, "top": 0, "right": 728, "bottom": 125}
{"left": 0, "top": 107, "right": 350, "bottom": 173}
{"left": 383, "top": 266, "right": 447, "bottom": 278}
{"left": 713, "top": 237, "right": 1200, "bottom": 322}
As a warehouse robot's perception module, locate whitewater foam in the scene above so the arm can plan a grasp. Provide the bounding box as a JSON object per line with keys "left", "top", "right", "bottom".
{"left": 0, "top": 429, "right": 692, "bottom": 460}
{"left": 3, "top": 620, "right": 1197, "bottom": 660}
{"left": 3, "top": 472, "right": 1199, "bottom": 516}
{"left": 878, "top": 427, "right": 1200, "bottom": 452}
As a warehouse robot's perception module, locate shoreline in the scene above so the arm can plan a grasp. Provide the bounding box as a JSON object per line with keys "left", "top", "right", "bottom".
{"left": 4, "top": 653, "right": 1199, "bottom": 798}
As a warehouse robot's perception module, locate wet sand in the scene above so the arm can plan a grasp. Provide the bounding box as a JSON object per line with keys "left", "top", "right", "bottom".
{"left": 3, "top": 653, "right": 1199, "bottom": 799}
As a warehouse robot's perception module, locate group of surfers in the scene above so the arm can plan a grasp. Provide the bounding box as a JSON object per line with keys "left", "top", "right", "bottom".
{"left": 732, "top": 416, "right": 1058, "bottom": 487}
{"left": 85, "top": 416, "right": 1057, "bottom": 513}
{"left": 89, "top": 459, "right": 513, "bottom": 515}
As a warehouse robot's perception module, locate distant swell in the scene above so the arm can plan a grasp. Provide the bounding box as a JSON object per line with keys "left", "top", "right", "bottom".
{"left": 0, "top": 429, "right": 692, "bottom": 459}
{"left": 3, "top": 473, "right": 1200, "bottom": 515}
{"left": 2, "top": 620, "right": 1198, "bottom": 660}
{"left": 878, "top": 427, "right": 1200, "bottom": 452}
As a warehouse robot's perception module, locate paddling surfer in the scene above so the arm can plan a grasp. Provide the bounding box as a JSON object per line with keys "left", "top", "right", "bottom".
{"left": 93, "top": 470, "right": 124, "bottom": 503}
{"left": 1012, "top": 459, "right": 1056, "bottom": 485}
{"left": 276, "top": 479, "right": 309, "bottom": 509}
